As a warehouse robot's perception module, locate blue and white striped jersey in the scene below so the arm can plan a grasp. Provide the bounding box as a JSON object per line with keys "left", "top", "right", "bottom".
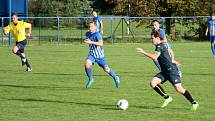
{"left": 208, "top": 18, "right": 215, "bottom": 36}
{"left": 86, "top": 31, "right": 104, "bottom": 58}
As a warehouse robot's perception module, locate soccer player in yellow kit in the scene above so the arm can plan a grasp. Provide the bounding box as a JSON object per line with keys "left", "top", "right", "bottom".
{"left": 4, "top": 13, "right": 32, "bottom": 71}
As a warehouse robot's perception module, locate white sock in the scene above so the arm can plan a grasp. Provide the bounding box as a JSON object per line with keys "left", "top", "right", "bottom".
{"left": 22, "top": 58, "right": 26, "bottom": 62}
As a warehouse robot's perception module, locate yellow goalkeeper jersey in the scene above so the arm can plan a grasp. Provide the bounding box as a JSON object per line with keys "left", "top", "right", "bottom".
{"left": 5, "top": 21, "right": 31, "bottom": 42}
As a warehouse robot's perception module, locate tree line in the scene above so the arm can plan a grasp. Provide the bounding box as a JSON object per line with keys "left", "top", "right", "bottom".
{"left": 28, "top": 0, "right": 215, "bottom": 39}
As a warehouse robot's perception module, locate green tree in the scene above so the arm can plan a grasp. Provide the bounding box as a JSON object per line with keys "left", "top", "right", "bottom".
{"left": 28, "top": 0, "right": 92, "bottom": 28}
{"left": 29, "top": 0, "right": 92, "bottom": 16}
{"left": 110, "top": 0, "right": 215, "bottom": 39}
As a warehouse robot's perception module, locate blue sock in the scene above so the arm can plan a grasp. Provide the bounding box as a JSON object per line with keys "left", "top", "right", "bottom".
{"left": 211, "top": 45, "right": 215, "bottom": 55}
{"left": 154, "top": 60, "right": 161, "bottom": 71}
{"left": 85, "top": 67, "right": 93, "bottom": 80}
{"left": 213, "top": 45, "right": 215, "bottom": 55}
{"left": 108, "top": 69, "right": 117, "bottom": 80}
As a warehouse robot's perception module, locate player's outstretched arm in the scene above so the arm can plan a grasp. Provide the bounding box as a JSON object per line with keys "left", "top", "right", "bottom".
{"left": 136, "top": 48, "right": 159, "bottom": 60}
{"left": 24, "top": 22, "right": 32, "bottom": 37}
{"left": 26, "top": 24, "right": 32, "bottom": 37}
{"left": 205, "top": 27, "right": 209, "bottom": 36}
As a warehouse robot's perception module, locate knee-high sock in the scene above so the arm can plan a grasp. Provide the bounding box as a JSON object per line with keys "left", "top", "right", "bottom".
{"left": 85, "top": 67, "right": 93, "bottom": 80}
{"left": 212, "top": 45, "right": 215, "bottom": 55}
{"left": 25, "top": 59, "right": 31, "bottom": 68}
{"left": 154, "top": 60, "right": 161, "bottom": 71}
{"left": 183, "top": 90, "right": 196, "bottom": 104}
{"left": 108, "top": 69, "right": 117, "bottom": 80}
{"left": 153, "top": 85, "right": 169, "bottom": 99}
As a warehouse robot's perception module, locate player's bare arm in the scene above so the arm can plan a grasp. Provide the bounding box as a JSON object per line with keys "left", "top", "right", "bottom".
{"left": 136, "top": 48, "right": 159, "bottom": 60}
{"left": 84, "top": 39, "right": 103, "bottom": 46}
{"left": 26, "top": 24, "right": 32, "bottom": 37}
{"left": 205, "top": 27, "right": 209, "bottom": 36}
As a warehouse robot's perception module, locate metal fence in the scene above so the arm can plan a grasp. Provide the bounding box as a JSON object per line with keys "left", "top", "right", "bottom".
{"left": 0, "top": 16, "right": 209, "bottom": 46}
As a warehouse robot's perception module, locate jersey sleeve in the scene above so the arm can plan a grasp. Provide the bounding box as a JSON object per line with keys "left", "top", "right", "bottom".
{"left": 85, "top": 32, "right": 90, "bottom": 39}
{"left": 23, "top": 22, "right": 31, "bottom": 28}
{"left": 155, "top": 45, "right": 162, "bottom": 56}
{"left": 4, "top": 23, "right": 12, "bottom": 34}
{"left": 96, "top": 32, "right": 103, "bottom": 41}
{"left": 159, "top": 29, "right": 167, "bottom": 39}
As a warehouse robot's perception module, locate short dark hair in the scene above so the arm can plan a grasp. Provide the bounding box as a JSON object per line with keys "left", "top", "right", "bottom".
{"left": 210, "top": 13, "right": 215, "bottom": 17}
{"left": 91, "top": 10, "right": 97, "bottom": 14}
{"left": 12, "top": 12, "right": 18, "bottom": 17}
{"left": 88, "top": 21, "right": 97, "bottom": 26}
{"left": 151, "top": 30, "right": 163, "bottom": 40}
{"left": 152, "top": 19, "right": 159, "bottom": 23}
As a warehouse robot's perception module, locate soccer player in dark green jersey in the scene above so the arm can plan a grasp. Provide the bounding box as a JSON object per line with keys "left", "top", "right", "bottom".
{"left": 136, "top": 30, "right": 199, "bottom": 111}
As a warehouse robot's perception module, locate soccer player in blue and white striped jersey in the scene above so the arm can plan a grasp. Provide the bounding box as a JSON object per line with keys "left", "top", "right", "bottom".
{"left": 205, "top": 13, "right": 215, "bottom": 58}
{"left": 84, "top": 21, "right": 120, "bottom": 88}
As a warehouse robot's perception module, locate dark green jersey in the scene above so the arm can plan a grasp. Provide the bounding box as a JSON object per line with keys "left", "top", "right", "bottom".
{"left": 155, "top": 43, "right": 177, "bottom": 73}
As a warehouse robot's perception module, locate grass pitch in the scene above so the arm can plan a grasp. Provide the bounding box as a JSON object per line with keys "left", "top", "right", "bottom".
{"left": 0, "top": 42, "right": 214, "bottom": 121}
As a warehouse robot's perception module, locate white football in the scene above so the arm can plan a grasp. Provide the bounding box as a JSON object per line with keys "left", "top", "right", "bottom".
{"left": 117, "top": 99, "right": 128, "bottom": 110}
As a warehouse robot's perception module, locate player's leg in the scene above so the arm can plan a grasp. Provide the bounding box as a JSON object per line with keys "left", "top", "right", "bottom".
{"left": 85, "top": 56, "right": 94, "bottom": 88}
{"left": 170, "top": 73, "right": 199, "bottom": 111}
{"left": 103, "top": 66, "right": 120, "bottom": 88}
{"left": 213, "top": 36, "right": 215, "bottom": 57}
{"left": 210, "top": 36, "right": 215, "bottom": 57}
{"left": 97, "top": 57, "right": 120, "bottom": 88}
{"left": 150, "top": 74, "right": 172, "bottom": 108}
{"left": 21, "top": 52, "right": 32, "bottom": 71}
{"left": 12, "top": 45, "right": 25, "bottom": 59}
{"left": 210, "top": 43, "right": 215, "bottom": 56}
{"left": 12, "top": 45, "right": 31, "bottom": 70}
{"left": 19, "top": 41, "right": 32, "bottom": 71}
{"left": 173, "top": 83, "right": 199, "bottom": 111}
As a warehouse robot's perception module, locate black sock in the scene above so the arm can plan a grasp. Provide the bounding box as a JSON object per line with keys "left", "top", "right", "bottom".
{"left": 153, "top": 85, "right": 169, "bottom": 99}
{"left": 25, "top": 59, "right": 31, "bottom": 68}
{"left": 183, "top": 90, "right": 196, "bottom": 104}
{"left": 157, "top": 84, "right": 166, "bottom": 94}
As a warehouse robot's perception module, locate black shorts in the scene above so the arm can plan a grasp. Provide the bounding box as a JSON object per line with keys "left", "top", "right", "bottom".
{"left": 16, "top": 39, "right": 27, "bottom": 53}
{"left": 154, "top": 71, "right": 181, "bottom": 85}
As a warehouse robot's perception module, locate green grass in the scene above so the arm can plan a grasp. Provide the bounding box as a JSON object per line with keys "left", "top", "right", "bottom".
{"left": 0, "top": 42, "right": 214, "bottom": 121}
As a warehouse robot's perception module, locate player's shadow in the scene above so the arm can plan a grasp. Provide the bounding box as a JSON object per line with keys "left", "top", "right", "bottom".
{"left": 0, "top": 84, "right": 103, "bottom": 90}
{"left": 184, "top": 72, "right": 215, "bottom": 76}
{"left": 32, "top": 72, "right": 108, "bottom": 77}
{"left": 118, "top": 71, "right": 154, "bottom": 78}
{"left": 7, "top": 98, "right": 118, "bottom": 110}
{"left": 38, "top": 50, "right": 80, "bottom": 53}
{"left": 0, "top": 84, "right": 82, "bottom": 90}
{"left": 32, "top": 72, "right": 85, "bottom": 76}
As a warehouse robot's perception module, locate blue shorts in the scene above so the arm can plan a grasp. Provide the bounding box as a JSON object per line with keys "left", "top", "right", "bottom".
{"left": 210, "top": 36, "right": 215, "bottom": 43}
{"left": 87, "top": 54, "right": 108, "bottom": 68}
{"left": 16, "top": 39, "right": 27, "bottom": 53}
